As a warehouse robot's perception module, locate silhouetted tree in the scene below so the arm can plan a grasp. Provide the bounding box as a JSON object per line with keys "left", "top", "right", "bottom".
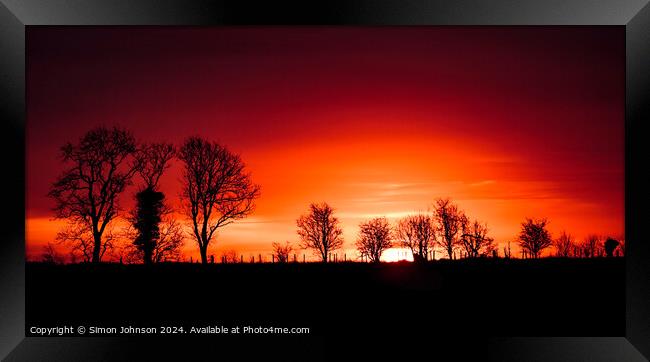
{"left": 580, "top": 235, "right": 601, "bottom": 258}
{"left": 554, "top": 231, "right": 574, "bottom": 257}
{"left": 48, "top": 127, "right": 138, "bottom": 263}
{"left": 517, "top": 218, "right": 552, "bottom": 258}
{"left": 135, "top": 143, "right": 176, "bottom": 190}
{"left": 152, "top": 217, "right": 185, "bottom": 262}
{"left": 41, "top": 243, "right": 64, "bottom": 264}
{"left": 131, "top": 143, "right": 175, "bottom": 264}
{"left": 55, "top": 222, "right": 95, "bottom": 263}
{"left": 604, "top": 237, "right": 619, "bottom": 257}
{"left": 434, "top": 198, "right": 466, "bottom": 259}
{"left": 272, "top": 241, "right": 293, "bottom": 263}
{"left": 459, "top": 219, "right": 495, "bottom": 258}
{"left": 356, "top": 217, "right": 392, "bottom": 263}
{"left": 503, "top": 241, "right": 512, "bottom": 259}
{"left": 395, "top": 214, "right": 434, "bottom": 263}
{"left": 296, "top": 202, "right": 343, "bottom": 263}
{"left": 178, "top": 137, "right": 260, "bottom": 264}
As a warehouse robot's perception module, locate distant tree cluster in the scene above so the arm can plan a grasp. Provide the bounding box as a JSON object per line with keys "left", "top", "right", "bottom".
{"left": 551, "top": 232, "right": 623, "bottom": 259}
{"left": 293, "top": 197, "right": 622, "bottom": 263}
{"left": 293, "top": 198, "right": 495, "bottom": 263}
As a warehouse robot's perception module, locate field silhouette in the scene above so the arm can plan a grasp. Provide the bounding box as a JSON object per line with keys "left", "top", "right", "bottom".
{"left": 26, "top": 257, "right": 624, "bottom": 338}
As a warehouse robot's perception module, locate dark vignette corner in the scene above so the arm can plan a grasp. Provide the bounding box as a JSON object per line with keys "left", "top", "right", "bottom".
{"left": 0, "top": 0, "right": 25, "bottom": 360}
{"left": 626, "top": 0, "right": 650, "bottom": 359}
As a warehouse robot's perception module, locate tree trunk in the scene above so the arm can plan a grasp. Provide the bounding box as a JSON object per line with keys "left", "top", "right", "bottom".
{"left": 200, "top": 245, "right": 208, "bottom": 264}
{"left": 143, "top": 249, "right": 153, "bottom": 265}
{"left": 92, "top": 232, "right": 102, "bottom": 263}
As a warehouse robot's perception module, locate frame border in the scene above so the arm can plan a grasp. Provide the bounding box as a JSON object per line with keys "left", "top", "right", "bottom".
{"left": 1, "top": 1, "right": 648, "bottom": 360}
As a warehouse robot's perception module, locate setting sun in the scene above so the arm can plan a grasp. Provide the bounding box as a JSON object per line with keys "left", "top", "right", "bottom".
{"left": 380, "top": 248, "right": 414, "bottom": 262}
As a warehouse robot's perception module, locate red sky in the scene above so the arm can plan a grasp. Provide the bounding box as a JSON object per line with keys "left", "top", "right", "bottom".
{"left": 26, "top": 27, "right": 624, "bottom": 261}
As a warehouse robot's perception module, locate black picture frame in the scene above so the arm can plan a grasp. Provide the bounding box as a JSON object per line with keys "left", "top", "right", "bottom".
{"left": 1, "top": 1, "right": 649, "bottom": 360}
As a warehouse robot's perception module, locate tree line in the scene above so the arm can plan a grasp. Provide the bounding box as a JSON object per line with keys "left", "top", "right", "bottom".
{"left": 42, "top": 126, "right": 624, "bottom": 265}
{"left": 286, "top": 201, "right": 623, "bottom": 263}
{"left": 290, "top": 199, "right": 494, "bottom": 263}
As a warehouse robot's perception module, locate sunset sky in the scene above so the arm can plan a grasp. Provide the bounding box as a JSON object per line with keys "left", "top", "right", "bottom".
{"left": 26, "top": 27, "right": 624, "bottom": 261}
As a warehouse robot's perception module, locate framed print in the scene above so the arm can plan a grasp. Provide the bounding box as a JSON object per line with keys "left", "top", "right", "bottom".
{"left": 1, "top": 1, "right": 649, "bottom": 361}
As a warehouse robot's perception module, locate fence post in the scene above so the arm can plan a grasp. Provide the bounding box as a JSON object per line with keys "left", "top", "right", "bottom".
{"left": 344, "top": 253, "right": 346, "bottom": 262}
{"left": 303, "top": 254, "right": 305, "bottom": 263}
{"left": 272, "top": 255, "right": 275, "bottom": 263}
{"left": 293, "top": 254, "right": 297, "bottom": 262}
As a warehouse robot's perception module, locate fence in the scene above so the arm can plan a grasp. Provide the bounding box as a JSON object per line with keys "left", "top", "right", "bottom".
{"left": 214, "top": 253, "right": 353, "bottom": 264}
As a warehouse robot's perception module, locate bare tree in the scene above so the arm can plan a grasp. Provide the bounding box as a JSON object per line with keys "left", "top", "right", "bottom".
{"left": 152, "top": 217, "right": 185, "bottom": 262}
{"left": 272, "top": 241, "right": 293, "bottom": 263}
{"left": 395, "top": 214, "right": 434, "bottom": 262}
{"left": 356, "top": 217, "right": 393, "bottom": 263}
{"left": 580, "top": 235, "right": 601, "bottom": 258}
{"left": 518, "top": 218, "right": 552, "bottom": 258}
{"left": 48, "top": 127, "right": 138, "bottom": 263}
{"left": 178, "top": 137, "right": 261, "bottom": 264}
{"left": 134, "top": 143, "right": 176, "bottom": 190}
{"left": 503, "top": 240, "right": 512, "bottom": 259}
{"left": 570, "top": 243, "right": 582, "bottom": 258}
{"left": 131, "top": 143, "right": 176, "bottom": 264}
{"left": 296, "top": 202, "right": 344, "bottom": 263}
{"left": 220, "top": 249, "right": 239, "bottom": 263}
{"left": 56, "top": 220, "right": 118, "bottom": 263}
{"left": 459, "top": 219, "right": 495, "bottom": 258}
{"left": 554, "top": 231, "right": 574, "bottom": 257}
{"left": 434, "top": 198, "right": 466, "bottom": 260}
{"left": 41, "top": 242, "right": 64, "bottom": 264}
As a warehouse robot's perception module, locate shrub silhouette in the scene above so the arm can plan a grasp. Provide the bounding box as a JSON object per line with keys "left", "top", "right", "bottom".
{"left": 604, "top": 238, "right": 619, "bottom": 257}
{"left": 272, "top": 242, "right": 293, "bottom": 263}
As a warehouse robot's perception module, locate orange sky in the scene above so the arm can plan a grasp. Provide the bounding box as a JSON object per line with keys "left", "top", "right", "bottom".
{"left": 26, "top": 27, "right": 624, "bottom": 261}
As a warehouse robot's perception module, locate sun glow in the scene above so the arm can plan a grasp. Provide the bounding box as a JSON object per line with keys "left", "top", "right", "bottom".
{"left": 381, "top": 248, "right": 414, "bottom": 262}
